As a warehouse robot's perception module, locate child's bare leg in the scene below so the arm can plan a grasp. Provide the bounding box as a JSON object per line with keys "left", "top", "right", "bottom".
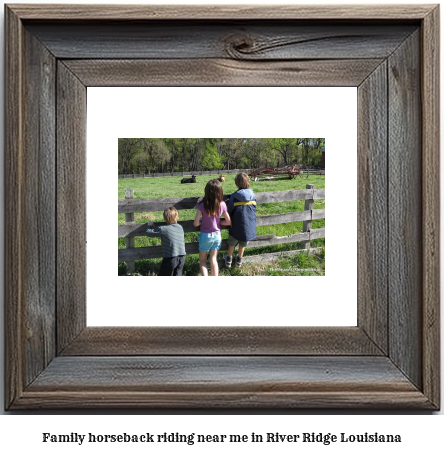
{"left": 209, "top": 249, "right": 219, "bottom": 276}
{"left": 199, "top": 251, "right": 208, "bottom": 276}
{"left": 238, "top": 245, "right": 246, "bottom": 258}
{"left": 227, "top": 244, "right": 235, "bottom": 257}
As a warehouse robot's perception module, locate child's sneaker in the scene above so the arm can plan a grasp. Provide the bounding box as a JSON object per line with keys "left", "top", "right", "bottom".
{"left": 224, "top": 254, "right": 232, "bottom": 267}
{"left": 235, "top": 255, "right": 243, "bottom": 268}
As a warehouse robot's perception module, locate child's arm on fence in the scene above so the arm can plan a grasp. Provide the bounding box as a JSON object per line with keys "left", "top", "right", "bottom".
{"left": 227, "top": 194, "right": 235, "bottom": 215}
{"left": 145, "top": 221, "right": 161, "bottom": 236}
{"left": 220, "top": 211, "right": 231, "bottom": 226}
{"left": 193, "top": 210, "right": 202, "bottom": 227}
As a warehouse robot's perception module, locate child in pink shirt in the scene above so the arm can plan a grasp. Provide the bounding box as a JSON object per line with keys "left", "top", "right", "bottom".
{"left": 194, "top": 179, "right": 231, "bottom": 276}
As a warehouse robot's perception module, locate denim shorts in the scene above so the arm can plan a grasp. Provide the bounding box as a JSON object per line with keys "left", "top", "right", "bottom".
{"left": 198, "top": 231, "right": 222, "bottom": 252}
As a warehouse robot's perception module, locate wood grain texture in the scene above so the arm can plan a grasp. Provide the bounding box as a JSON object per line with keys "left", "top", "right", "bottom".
{"left": 61, "top": 327, "right": 381, "bottom": 356}
{"left": 56, "top": 62, "right": 87, "bottom": 354}
{"left": 21, "top": 29, "right": 57, "bottom": 388}
{"left": 30, "top": 356, "right": 413, "bottom": 391}
{"left": 314, "top": 188, "right": 325, "bottom": 199}
{"left": 4, "top": 5, "right": 440, "bottom": 410}
{"left": 27, "top": 23, "right": 416, "bottom": 60}
{"left": 4, "top": 5, "right": 24, "bottom": 410}
{"left": 309, "top": 228, "right": 325, "bottom": 240}
{"left": 312, "top": 209, "right": 325, "bottom": 219}
{"left": 357, "top": 62, "right": 388, "bottom": 354}
{"left": 388, "top": 31, "right": 422, "bottom": 389}
{"left": 421, "top": 6, "right": 441, "bottom": 409}
{"left": 15, "top": 390, "right": 433, "bottom": 410}
{"left": 7, "top": 4, "right": 435, "bottom": 20}
{"left": 64, "top": 59, "right": 384, "bottom": 88}
{"left": 13, "top": 356, "right": 433, "bottom": 409}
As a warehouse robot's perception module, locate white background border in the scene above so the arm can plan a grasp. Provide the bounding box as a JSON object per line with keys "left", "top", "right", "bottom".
{"left": 87, "top": 87, "right": 357, "bottom": 326}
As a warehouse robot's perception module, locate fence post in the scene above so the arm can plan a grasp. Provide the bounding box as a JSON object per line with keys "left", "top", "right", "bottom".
{"left": 125, "top": 188, "right": 135, "bottom": 275}
{"left": 301, "top": 184, "right": 315, "bottom": 249}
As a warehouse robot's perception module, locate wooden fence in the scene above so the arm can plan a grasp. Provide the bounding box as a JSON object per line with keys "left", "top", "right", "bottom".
{"left": 118, "top": 168, "right": 325, "bottom": 179}
{"left": 118, "top": 185, "right": 325, "bottom": 272}
{"left": 118, "top": 168, "right": 252, "bottom": 179}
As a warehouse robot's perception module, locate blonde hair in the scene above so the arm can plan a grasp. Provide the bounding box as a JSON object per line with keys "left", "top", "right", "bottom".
{"left": 163, "top": 206, "right": 179, "bottom": 224}
{"left": 235, "top": 172, "right": 250, "bottom": 189}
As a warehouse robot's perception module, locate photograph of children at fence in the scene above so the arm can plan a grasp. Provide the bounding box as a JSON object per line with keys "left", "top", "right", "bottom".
{"left": 118, "top": 138, "right": 325, "bottom": 277}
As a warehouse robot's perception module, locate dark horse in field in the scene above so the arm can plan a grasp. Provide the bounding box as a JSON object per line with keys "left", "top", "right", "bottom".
{"left": 181, "top": 175, "right": 197, "bottom": 184}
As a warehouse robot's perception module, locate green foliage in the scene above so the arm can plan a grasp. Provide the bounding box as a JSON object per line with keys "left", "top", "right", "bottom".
{"left": 118, "top": 138, "right": 142, "bottom": 174}
{"left": 268, "top": 138, "right": 297, "bottom": 166}
{"left": 118, "top": 138, "right": 325, "bottom": 174}
{"left": 201, "top": 144, "right": 224, "bottom": 170}
{"left": 296, "top": 138, "right": 325, "bottom": 166}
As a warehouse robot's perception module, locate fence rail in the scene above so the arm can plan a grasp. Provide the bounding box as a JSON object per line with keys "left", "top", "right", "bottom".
{"left": 118, "top": 188, "right": 325, "bottom": 214}
{"left": 118, "top": 209, "right": 325, "bottom": 237}
{"left": 118, "top": 168, "right": 325, "bottom": 179}
{"left": 118, "top": 187, "right": 325, "bottom": 264}
{"left": 118, "top": 169, "right": 252, "bottom": 179}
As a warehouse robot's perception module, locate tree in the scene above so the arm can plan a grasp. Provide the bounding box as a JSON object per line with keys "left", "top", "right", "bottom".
{"left": 118, "top": 138, "right": 141, "bottom": 174}
{"left": 311, "top": 138, "right": 325, "bottom": 166}
{"left": 184, "top": 138, "right": 205, "bottom": 171}
{"left": 165, "top": 138, "right": 179, "bottom": 173}
{"left": 297, "top": 138, "right": 325, "bottom": 166}
{"left": 243, "top": 138, "right": 268, "bottom": 169}
{"left": 269, "top": 138, "right": 297, "bottom": 166}
{"left": 140, "top": 138, "right": 170, "bottom": 173}
{"left": 216, "top": 138, "right": 244, "bottom": 169}
{"left": 117, "top": 137, "right": 325, "bottom": 173}
{"left": 201, "top": 143, "right": 224, "bottom": 170}
{"left": 132, "top": 150, "right": 150, "bottom": 174}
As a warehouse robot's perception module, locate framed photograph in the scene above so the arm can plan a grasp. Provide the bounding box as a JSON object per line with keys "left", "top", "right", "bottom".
{"left": 5, "top": 4, "right": 440, "bottom": 409}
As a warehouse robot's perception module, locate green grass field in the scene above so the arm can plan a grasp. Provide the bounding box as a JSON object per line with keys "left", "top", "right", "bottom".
{"left": 118, "top": 173, "right": 325, "bottom": 276}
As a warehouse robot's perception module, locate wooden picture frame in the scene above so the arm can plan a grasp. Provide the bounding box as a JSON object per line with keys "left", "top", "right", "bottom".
{"left": 5, "top": 4, "right": 440, "bottom": 410}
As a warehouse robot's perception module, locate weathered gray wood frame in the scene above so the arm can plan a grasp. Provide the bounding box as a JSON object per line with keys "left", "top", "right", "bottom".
{"left": 5, "top": 5, "right": 440, "bottom": 409}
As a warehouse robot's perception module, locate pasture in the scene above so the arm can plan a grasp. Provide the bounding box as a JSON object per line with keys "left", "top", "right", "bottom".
{"left": 118, "top": 173, "right": 325, "bottom": 276}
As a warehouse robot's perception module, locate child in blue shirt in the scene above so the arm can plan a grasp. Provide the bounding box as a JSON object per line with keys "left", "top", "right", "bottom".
{"left": 224, "top": 173, "right": 257, "bottom": 268}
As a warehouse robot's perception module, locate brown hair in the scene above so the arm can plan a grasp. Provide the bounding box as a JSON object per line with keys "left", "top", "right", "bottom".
{"left": 235, "top": 172, "right": 250, "bottom": 189}
{"left": 163, "top": 206, "right": 179, "bottom": 224}
{"left": 203, "top": 179, "right": 223, "bottom": 217}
